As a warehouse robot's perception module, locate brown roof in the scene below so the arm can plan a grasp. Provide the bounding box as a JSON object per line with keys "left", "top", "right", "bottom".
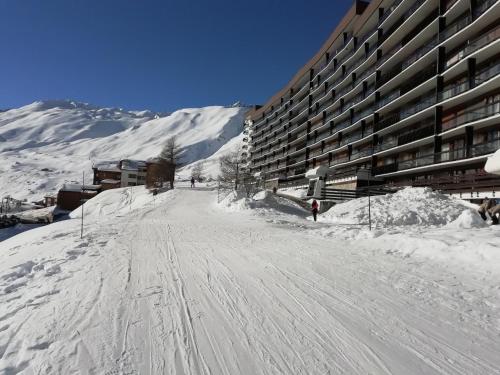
{"left": 248, "top": 0, "right": 373, "bottom": 121}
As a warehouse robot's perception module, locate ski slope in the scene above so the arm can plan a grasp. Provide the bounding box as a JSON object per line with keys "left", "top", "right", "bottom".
{"left": 0, "top": 187, "right": 499, "bottom": 374}
{"left": 0, "top": 101, "right": 247, "bottom": 200}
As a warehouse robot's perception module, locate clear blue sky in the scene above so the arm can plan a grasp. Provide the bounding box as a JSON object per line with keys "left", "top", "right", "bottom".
{"left": 0, "top": 0, "right": 353, "bottom": 112}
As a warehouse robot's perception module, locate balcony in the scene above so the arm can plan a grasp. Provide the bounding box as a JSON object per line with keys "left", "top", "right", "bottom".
{"left": 442, "top": 98, "right": 500, "bottom": 132}
{"left": 378, "top": 0, "right": 405, "bottom": 27}
{"left": 341, "top": 131, "right": 363, "bottom": 146}
{"left": 470, "top": 137, "right": 500, "bottom": 157}
{"left": 375, "top": 113, "right": 400, "bottom": 132}
{"left": 350, "top": 148, "right": 372, "bottom": 160}
{"left": 352, "top": 105, "right": 374, "bottom": 124}
{"left": 445, "top": 24, "right": 500, "bottom": 70}
{"left": 400, "top": 93, "right": 436, "bottom": 120}
{"left": 440, "top": 0, "right": 497, "bottom": 43}
{"left": 402, "top": 36, "right": 438, "bottom": 70}
{"left": 375, "top": 122, "right": 435, "bottom": 153}
{"left": 398, "top": 153, "right": 435, "bottom": 171}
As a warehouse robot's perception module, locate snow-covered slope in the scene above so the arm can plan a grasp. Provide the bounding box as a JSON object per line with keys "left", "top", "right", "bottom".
{"left": 1, "top": 187, "right": 499, "bottom": 373}
{"left": 0, "top": 100, "right": 247, "bottom": 200}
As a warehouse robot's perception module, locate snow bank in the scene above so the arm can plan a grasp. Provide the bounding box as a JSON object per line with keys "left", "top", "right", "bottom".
{"left": 320, "top": 187, "right": 471, "bottom": 227}
{"left": 218, "top": 190, "right": 308, "bottom": 218}
{"left": 446, "top": 209, "right": 489, "bottom": 229}
{"left": 70, "top": 186, "right": 173, "bottom": 220}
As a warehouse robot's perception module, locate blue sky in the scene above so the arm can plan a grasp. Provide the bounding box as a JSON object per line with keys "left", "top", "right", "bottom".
{"left": 0, "top": 0, "right": 352, "bottom": 112}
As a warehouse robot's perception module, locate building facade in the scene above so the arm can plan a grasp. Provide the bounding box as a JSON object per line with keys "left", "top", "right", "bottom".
{"left": 119, "top": 160, "right": 147, "bottom": 187}
{"left": 244, "top": 0, "right": 500, "bottom": 198}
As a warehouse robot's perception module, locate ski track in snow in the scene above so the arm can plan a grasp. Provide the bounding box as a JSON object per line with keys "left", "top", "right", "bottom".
{"left": 0, "top": 188, "right": 499, "bottom": 374}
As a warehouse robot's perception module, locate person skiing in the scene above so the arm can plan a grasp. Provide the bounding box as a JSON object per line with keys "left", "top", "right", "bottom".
{"left": 311, "top": 199, "right": 319, "bottom": 222}
{"left": 478, "top": 197, "right": 494, "bottom": 221}
{"left": 190, "top": 177, "right": 195, "bottom": 188}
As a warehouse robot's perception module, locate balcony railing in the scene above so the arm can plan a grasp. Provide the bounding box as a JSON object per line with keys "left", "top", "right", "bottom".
{"left": 374, "top": 138, "right": 500, "bottom": 175}
{"left": 439, "top": 81, "right": 469, "bottom": 101}
{"left": 446, "top": 24, "right": 500, "bottom": 69}
{"left": 470, "top": 138, "right": 500, "bottom": 157}
{"left": 402, "top": 36, "right": 438, "bottom": 70}
{"left": 350, "top": 148, "right": 372, "bottom": 160}
{"left": 375, "top": 113, "right": 400, "bottom": 132}
{"left": 332, "top": 155, "right": 350, "bottom": 166}
{"left": 400, "top": 94, "right": 436, "bottom": 120}
{"left": 442, "top": 99, "right": 500, "bottom": 131}
{"left": 374, "top": 123, "right": 435, "bottom": 153}
{"left": 378, "top": 0, "right": 405, "bottom": 27}
{"left": 398, "top": 153, "right": 435, "bottom": 170}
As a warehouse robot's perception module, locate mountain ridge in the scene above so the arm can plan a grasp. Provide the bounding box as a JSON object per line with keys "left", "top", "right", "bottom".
{"left": 0, "top": 100, "right": 248, "bottom": 200}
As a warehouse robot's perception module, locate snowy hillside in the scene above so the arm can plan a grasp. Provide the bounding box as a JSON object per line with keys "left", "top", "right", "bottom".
{"left": 0, "top": 100, "right": 247, "bottom": 200}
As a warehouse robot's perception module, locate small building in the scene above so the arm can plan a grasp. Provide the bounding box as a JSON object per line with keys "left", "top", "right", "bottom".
{"left": 44, "top": 195, "right": 57, "bottom": 207}
{"left": 119, "top": 159, "right": 147, "bottom": 187}
{"left": 145, "top": 158, "right": 176, "bottom": 189}
{"left": 57, "top": 184, "right": 101, "bottom": 211}
{"left": 92, "top": 161, "right": 122, "bottom": 190}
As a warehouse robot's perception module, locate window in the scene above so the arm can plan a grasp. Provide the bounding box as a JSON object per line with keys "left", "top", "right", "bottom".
{"left": 128, "top": 174, "right": 137, "bottom": 178}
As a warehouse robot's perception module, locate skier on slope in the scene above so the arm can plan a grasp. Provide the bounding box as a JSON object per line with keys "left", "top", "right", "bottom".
{"left": 478, "top": 197, "right": 495, "bottom": 221}
{"left": 191, "top": 177, "right": 195, "bottom": 188}
{"left": 311, "top": 199, "right": 319, "bottom": 222}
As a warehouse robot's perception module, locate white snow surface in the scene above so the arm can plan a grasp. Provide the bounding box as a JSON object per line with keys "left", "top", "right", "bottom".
{"left": 0, "top": 100, "right": 247, "bottom": 200}
{"left": 320, "top": 187, "right": 472, "bottom": 227}
{"left": 0, "top": 187, "right": 499, "bottom": 374}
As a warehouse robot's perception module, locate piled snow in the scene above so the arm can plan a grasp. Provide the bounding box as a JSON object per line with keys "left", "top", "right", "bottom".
{"left": 0, "top": 100, "right": 248, "bottom": 200}
{"left": 320, "top": 187, "right": 471, "bottom": 227}
{"left": 277, "top": 187, "right": 308, "bottom": 200}
{"left": 218, "top": 190, "right": 308, "bottom": 218}
{"left": 69, "top": 186, "right": 173, "bottom": 220}
{"left": 446, "top": 208, "right": 489, "bottom": 229}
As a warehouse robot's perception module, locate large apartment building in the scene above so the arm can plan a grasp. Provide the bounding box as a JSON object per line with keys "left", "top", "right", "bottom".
{"left": 244, "top": 0, "right": 500, "bottom": 197}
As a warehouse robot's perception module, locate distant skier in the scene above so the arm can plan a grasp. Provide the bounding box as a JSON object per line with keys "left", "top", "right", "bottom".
{"left": 190, "top": 177, "right": 195, "bottom": 188}
{"left": 478, "top": 197, "right": 494, "bottom": 221}
{"left": 311, "top": 199, "right": 319, "bottom": 222}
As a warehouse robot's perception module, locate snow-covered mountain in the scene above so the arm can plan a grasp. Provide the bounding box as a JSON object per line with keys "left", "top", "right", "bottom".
{"left": 0, "top": 100, "right": 248, "bottom": 200}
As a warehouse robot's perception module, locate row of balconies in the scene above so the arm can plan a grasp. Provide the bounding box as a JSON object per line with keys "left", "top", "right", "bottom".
{"left": 248, "top": 0, "right": 499, "bottom": 173}
{"left": 253, "top": 0, "right": 495, "bottom": 137}
{"left": 252, "top": 84, "right": 499, "bottom": 174}
{"left": 252, "top": 54, "right": 498, "bottom": 165}
{"left": 373, "top": 136, "right": 500, "bottom": 175}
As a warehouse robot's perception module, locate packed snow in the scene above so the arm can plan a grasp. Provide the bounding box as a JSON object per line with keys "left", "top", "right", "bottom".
{"left": 0, "top": 100, "right": 247, "bottom": 201}
{"left": 1, "top": 186, "right": 499, "bottom": 374}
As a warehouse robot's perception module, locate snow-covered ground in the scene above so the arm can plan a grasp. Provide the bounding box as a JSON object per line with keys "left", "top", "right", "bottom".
{"left": 0, "top": 100, "right": 247, "bottom": 201}
{"left": 0, "top": 187, "right": 499, "bottom": 374}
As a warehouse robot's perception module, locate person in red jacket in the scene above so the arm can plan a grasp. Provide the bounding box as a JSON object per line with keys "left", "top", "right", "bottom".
{"left": 311, "top": 199, "right": 319, "bottom": 222}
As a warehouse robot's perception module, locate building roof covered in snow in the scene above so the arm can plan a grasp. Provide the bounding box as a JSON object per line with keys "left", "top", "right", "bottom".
{"left": 120, "top": 159, "right": 147, "bottom": 171}
{"left": 59, "top": 184, "right": 101, "bottom": 193}
{"left": 93, "top": 160, "right": 120, "bottom": 172}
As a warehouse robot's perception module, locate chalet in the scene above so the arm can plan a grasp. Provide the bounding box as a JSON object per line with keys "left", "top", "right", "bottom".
{"left": 57, "top": 184, "right": 101, "bottom": 211}
{"left": 92, "top": 161, "right": 121, "bottom": 190}
{"left": 44, "top": 195, "right": 57, "bottom": 207}
{"left": 119, "top": 159, "right": 147, "bottom": 187}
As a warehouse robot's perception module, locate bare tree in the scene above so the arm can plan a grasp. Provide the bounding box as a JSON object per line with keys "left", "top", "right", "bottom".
{"left": 159, "top": 136, "right": 183, "bottom": 188}
{"left": 219, "top": 150, "right": 255, "bottom": 196}
{"left": 191, "top": 161, "right": 205, "bottom": 182}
